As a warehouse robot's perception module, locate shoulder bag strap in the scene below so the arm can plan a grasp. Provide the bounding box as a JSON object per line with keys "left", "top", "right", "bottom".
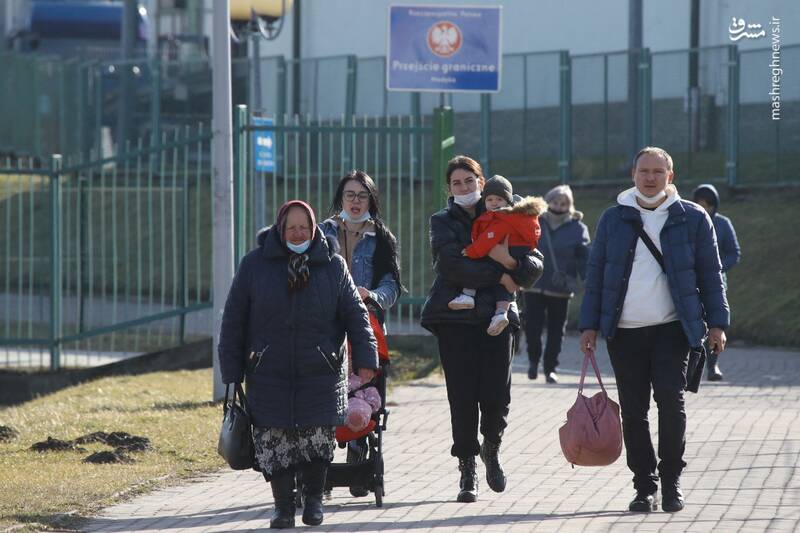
{"left": 635, "top": 224, "right": 666, "bottom": 274}
{"left": 542, "top": 221, "right": 560, "bottom": 271}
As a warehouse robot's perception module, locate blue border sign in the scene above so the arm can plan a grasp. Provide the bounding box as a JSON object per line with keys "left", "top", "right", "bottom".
{"left": 252, "top": 116, "right": 276, "bottom": 173}
{"left": 387, "top": 4, "right": 502, "bottom": 93}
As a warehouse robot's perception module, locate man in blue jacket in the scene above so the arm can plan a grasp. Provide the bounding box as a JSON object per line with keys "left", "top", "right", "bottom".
{"left": 693, "top": 183, "right": 741, "bottom": 381}
{"left": 579, "top": 147, "right": 729, "bottom": 514}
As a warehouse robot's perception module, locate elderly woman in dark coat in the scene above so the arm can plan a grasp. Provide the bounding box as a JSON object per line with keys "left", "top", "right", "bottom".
{"left": 218, "top": 200, "right": 378, "bottom": 529}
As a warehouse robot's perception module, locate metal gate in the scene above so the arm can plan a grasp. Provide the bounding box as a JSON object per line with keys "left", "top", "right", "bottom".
{"left": 232, "top": 106, "right": 455, "bottom": 332}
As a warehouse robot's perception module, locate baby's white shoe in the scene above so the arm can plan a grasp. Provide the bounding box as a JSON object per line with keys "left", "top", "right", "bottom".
{"left": 487, "top": 312, "right": 509, "bottom": 336}
{"left": 448, "top": 294, "right": 475, "bottom": 310}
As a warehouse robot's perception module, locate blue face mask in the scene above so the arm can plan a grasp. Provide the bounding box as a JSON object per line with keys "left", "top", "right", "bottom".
{"left": 340, "top": 209, "right": 371, "bottom": 224}
{"left": 286, "top": 240, "right": 311, "bottom": 254}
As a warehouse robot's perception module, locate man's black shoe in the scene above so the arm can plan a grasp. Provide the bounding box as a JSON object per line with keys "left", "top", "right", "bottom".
{"left": 456, "top": 456, "right": 478, "bottom": 502}
{"left": 528, "top": 366, "right": 538, "bottom": 380}
{"left": 706, "top": 352, "right": 724, "bottom": 381}
{"left": 662, "top": 481, "right": 685, "bottom": 513}
{"left": 628, "top": 490, "right": 659, "bottom": 512}
{"left": 707, "top": 364, "right": 724, "bottom": 381}
{"left": 545, "top": 372, "right": 558, "bottom": 384}
{"left": 479, "top": 439, "right": 507, "bottom": 493}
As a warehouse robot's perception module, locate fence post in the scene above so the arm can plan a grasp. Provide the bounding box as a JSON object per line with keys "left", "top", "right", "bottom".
{"left": 276, "top": 56, "right": 287, "bottom": 121}
{"left": 58, "top": 62, "right": 67, "bottom": 155}
{"left": 344, "top": 55, "right": 358, "bottom": 166}
{"left": 32, "top": 57, "right": 42, "bottom": 156}
{"left": 234, "top": 105, "right": 248, "bottom": 267}
{"left": 94, "top": 66, "right": 103, "bottom": 160}
{"left": 50, "top": 155, "right": 63, "bottom": 371}
{"left": 179, "top": 127, "right": 189, "bottom": 344}
{"left": 638, "top": 48, "right": 652, "bottom": 147}
{"left": 432, "top": 107, "right": 455, "bottom": 208}
{"left": 345, "top": 55, "right": 357, "bottom": 123}
{"left": 79, "top": 62, "right": 90, "bottom": 163}
{"left": 603, "top": 53, "right": 609, "bottom": 179}
{"left": 726, "top": 45, "right": 739, "bottom": 187}
{"left": 559, "top": 51, "right": 571, "bottom": 184}
{"left": 480, "top": 93, "right": 491, "bottom": 174}
{"left": 150, "top": 57, "right": 162, "bottom": 151}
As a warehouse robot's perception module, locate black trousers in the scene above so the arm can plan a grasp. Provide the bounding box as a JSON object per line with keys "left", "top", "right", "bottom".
{"left": 523, "top": 292, "right": 569, "bottom": 373}
{"left": 606, "top": 321, "right": 690, "bottom": 494}
{"left": 435, "top": 323, "right": 513, "bottom": 458}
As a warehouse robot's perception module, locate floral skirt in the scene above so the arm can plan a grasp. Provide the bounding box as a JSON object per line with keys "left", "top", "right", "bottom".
{"left": 253, "top": 426, "right": 336, "bottom": 478}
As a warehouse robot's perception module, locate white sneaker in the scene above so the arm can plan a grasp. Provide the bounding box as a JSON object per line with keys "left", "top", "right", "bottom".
{"left": 487, "top": 313, "right": 509, "bottom": 336}
{"left": 448, "top": 294, "right": 475, "bottom": 310}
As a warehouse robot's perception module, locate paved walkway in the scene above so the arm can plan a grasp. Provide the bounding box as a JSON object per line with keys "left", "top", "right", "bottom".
{"left": 85, "top": 335, "right": 800, "bottom": 532}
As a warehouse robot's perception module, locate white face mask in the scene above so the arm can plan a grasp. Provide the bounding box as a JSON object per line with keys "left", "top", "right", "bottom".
{"left": 286, "top": 240, "right": 311, "bottom": 254}
{"left": 634, "top": 188, "right": 667, "bottom": 204}
{"left": 453, "top": 190, "right": 482, "bottom": 208}
{"left": 340, "top": 209, "right": 371, "bottom": 224}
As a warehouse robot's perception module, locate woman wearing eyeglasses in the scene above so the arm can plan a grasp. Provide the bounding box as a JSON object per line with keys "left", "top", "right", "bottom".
{"left": 320, "top": 170, "right": 403, "bottom": 496}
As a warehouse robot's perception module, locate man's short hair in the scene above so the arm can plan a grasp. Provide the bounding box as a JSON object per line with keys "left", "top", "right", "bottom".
{"left": 632, "top": 146, "right": 674, "bottom": 171}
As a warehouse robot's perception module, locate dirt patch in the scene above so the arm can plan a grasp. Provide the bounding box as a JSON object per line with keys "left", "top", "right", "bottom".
{"left": 74, "top": 431, "right": 151, "bottom": 452}
{"left": 0, "top": 425, "right": 18, "bottom": 442}
{"left": 29, "top": 431, "right": 150, "bottom": 461}
{"left": 83, "top": 450, "right": 133, "bottom": 464}
{"left": 30, "top": 437, "right": 87, "bottom": 453}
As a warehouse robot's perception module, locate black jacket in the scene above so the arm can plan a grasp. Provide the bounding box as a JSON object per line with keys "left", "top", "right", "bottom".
{"left": 217, "top": 227, "right": 378, "bottom": 428}
{"left": 421, "top": 198, "right": 545, "bottom": 333}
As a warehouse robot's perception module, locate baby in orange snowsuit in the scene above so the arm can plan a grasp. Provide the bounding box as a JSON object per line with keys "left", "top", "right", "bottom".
{"left": 449, "top": 175, "right": 546, "bottom": 335}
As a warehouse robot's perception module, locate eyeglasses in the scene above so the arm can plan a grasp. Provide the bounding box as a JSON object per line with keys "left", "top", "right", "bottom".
{"left": 343, "top": 191, "right": 370, "bottom": 202}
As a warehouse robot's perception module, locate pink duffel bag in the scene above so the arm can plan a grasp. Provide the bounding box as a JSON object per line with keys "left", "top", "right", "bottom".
{"left": 558, "top": 349, "right": 623, "bottom": 467}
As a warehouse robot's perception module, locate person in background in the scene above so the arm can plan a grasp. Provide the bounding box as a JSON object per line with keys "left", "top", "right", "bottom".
{"left": 522, "top": 185, "right": 590, "bottom": 383}
{"left": 692, "top": 184, "right": 741, "bottom": 381}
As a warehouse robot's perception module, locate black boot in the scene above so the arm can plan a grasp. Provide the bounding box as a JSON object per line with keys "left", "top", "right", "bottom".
{"left": 706, "top": 352, "right": 724, "bottom": 381}
{"left": 268, "top": 470, "right": 296, "bottom": 529}
{"left": 300, "top": 460, "right": 327, "bottom": 526}
{"left": 456, "top": 457, "right": 478, "bottom": 502}
{"left": 662, "top": 479, "right": 685, "bottom": 512}
{"left": 628, "top": 489, "right": 659, "bottom": 512}
{"left": 479, "top": 439, "right": 507, "bottom": 493}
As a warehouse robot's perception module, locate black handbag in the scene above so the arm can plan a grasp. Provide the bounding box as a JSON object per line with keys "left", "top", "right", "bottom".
{"left": 685, "top": 346, "right": 707, "bottom": 393}
{"left": 217, "top": 383, "right": 255, "bottom": 470}
{"left": 543, "top": 222, "right": 578, "bottom": 294}
{"left": 634, "top": 225, "right": 705, "bottom": 393}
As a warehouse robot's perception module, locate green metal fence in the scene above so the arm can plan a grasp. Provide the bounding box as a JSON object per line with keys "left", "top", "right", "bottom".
{"left": 0, "top": 126, "right": 213, "bottom": 370}
{"left": 233, "top": 105, "right": 454, "bottom": 332}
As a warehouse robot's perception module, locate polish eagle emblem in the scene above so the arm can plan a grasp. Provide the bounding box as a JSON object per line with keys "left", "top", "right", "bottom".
{"left": 427, "top": 21, "right": 462, "bottom": 58}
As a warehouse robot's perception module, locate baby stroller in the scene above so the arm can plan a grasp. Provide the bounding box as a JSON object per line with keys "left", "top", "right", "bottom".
{"left": 297, "top": 303, "right": 391, "bottom": 508}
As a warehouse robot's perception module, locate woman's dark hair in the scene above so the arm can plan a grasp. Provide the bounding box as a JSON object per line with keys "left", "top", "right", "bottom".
{"left": 330, "top": 169, "right": 382, "bottom": 219}
{"left": 445, "top": 155, "right": 484, "bottom": 185}
{"left": 330, "top": 170, "right": 405, "bottom": 293}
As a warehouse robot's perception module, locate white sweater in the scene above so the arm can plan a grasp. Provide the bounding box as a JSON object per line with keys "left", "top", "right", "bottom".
{"left": 616, "top": 186, "right": 680, "bottom": 329}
